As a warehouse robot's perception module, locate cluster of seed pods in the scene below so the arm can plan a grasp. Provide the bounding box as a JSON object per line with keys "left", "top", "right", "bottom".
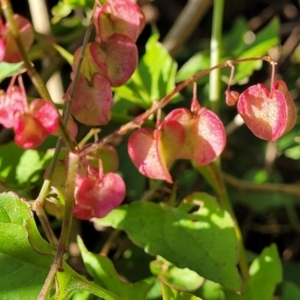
{"left": 65, "top": 0, "right": 145, "bottom": 126}
{"left": 72, "top": 146, "right": 126, "bottom": 220}
{"left": 71, "top": 0, "right": 145, "bottom": 219}
{"left": 128, "top": 78, "right": 296, "bottom": 183}
{"left": 0, "top": 15, "right": 59, "bottom": 148}
{"left": 128, "top": 85, "right": 227, "bottom": 183}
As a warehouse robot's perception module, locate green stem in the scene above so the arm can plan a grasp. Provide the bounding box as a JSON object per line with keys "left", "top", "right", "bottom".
{"left": 209, "top": 0, "right": 224, "bottom": 114}
{"left": 33, "top": 2, "right": 95, "bottom": 245}
{"left": 37, "top": 153, "right": 79, "bottom": 300}
{"left": 58, "top": 152, "right": 79, "bottom": 257}
{"left": 196, "top": 163, "right": 250, "bottom": 281}
{"left": 33, "top": 140, "right": 64, "bottom": 247}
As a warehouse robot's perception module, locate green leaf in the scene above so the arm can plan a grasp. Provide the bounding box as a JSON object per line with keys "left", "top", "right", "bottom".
{"left": 0, "top": 192, "right": 55, "bottom": 299}
{"left": 150, "top": 257, "right": 203, "bottom": 292}
{"left": 222, "top": 18, "right": 248, "bottom": 57}
{"left": 77, "top": 236, "right": 150, "bottom": 300}
{"left": 0, "top": 192, "right": 126, "bottom": 300}
{"left": 283, "top": 144, "right": 300, "bottom": 160}
{"left": 0, "top": 62, "right": 25, "bottom": 83}
{"left": 233, "top": 18, "right": 279, "bottom": 84}
{"left": 0, "top": 142, "right": 52, "bottom": 187}
{"left": 161, "top": 281, "right": 202, "bottom": 300}
{"left": 94, "top": 192, "right": 241, "bottom": 290}
{"left": 225, "top": 244, "right": 282, "bottom": 300}
{"left": 283, "top": 281, "right": 300, "bottom": 300}
{"left": 196, "top": 280, "right": 225, "bottom": 300}
{"left": 114, "top": 31, "right": 178, "bottom": 107}
{"left": 176, "top": 52, "right": 210, "bottom": 83}
{"left": 56, "top": 262, "right": 125, "bottom": 300}
{"left": 52, "top": 43, "right": 74, "bottom": 65}
{"left": 51, "top": 0, "right": 94, "bottom": 23}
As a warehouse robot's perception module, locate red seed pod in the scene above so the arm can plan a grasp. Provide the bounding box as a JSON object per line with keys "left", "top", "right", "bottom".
{"left": 93, "top": 0, "right": 145, "bottom": 43}
{"left": 0, "top": 86, "right": 26, "bottom": 128}
{"left": 225, "top": 90, "right": 240, "bottom": 106}
{"left": 164, "top": 106, "right": 226, "bottom": 166}
{"left": 237, "top": 81, "right": 296, "bottom": 142}
{"left": 128, "top": 119, "right": 186, "bottom": 183}
{"left": 90, "top": 34, "right": 138, "bottom": 87}
{"left": 66, "top": 74, "right": 113, "bottom": 126}
{"left": 73, "top": 172, "right": 126, "bottom": 220}
{"left": 1, "top": 14, "right": 34, "bottom": 63}
{"left": 14, "top": 99, "right": 58, "bottom": 149}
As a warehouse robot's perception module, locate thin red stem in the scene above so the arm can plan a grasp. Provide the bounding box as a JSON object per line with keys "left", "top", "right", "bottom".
{"left": 80, "top": 56, "right": 275, "bottom": 157}
{"left": 270, "top": 61, "right": 277, "bottom": 90}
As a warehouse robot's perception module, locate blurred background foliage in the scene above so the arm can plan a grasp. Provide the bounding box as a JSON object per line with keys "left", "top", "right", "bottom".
{"left": 2, "top": 0, "right": 300, "bottom": 299}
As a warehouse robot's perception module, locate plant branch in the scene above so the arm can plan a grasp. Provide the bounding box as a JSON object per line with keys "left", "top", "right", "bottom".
{"left": 33, "top": 3, "right": 95, "bottom": 245}
{"left": 38, "top": 153, "right": 79, "bottom": 300}
{"left": 223, "top": 172, "right": 300, "bottom": 198}
{"left": 33, "top": 140, "right": 63, "bottom": 247}
{"left": 80, "top": 56, "right": 275, "bottom": 157}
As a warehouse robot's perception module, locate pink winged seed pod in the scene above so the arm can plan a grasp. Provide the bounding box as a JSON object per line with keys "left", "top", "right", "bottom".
{"left": 93, "top": 0, "right": 145, "bottom": 43}
{"left": 0, "top": 14, "right": 34, "bottom": 63}
{"left": 237, "top": 80, "right": 296, "bottom": 142}
{"left": 73, "top": 170, "right": 126, "bottom": 220}
{"left": 14, "top": 99, "right": 59, "bottom": 149}
{"left": 66, "top": 0, "right": 144, "bottom": 126}
{"left": 128, "top": 95, "right": 226, "bottom": 182}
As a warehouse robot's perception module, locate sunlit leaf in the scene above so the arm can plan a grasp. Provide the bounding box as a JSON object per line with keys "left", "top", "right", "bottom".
{"left": 0, "top": 142, "right": 52, "bottom": 188}
{"left": 0, "top": 62, "right": 24, "bottom": 83}
{"left": 0, "top": 192, "right": 124, "bottom": 300}
{"left": 77, "top": 236, "right": 150, "bottom": 300}
{"left": 225, "top": 244, "right": 282, "bottom": 299}
{"left": 161, "top": 281, "right": 202, "bottom": 300}
{"left": 94, "top": 192, "right": 241, "bottom": 290}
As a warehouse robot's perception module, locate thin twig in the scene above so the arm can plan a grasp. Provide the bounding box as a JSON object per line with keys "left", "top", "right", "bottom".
{"left": 223, "top": 172, "right": 300, "bottom": 198}
{"left": 80, "top": 56, "right": 275, "bottom": 157}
